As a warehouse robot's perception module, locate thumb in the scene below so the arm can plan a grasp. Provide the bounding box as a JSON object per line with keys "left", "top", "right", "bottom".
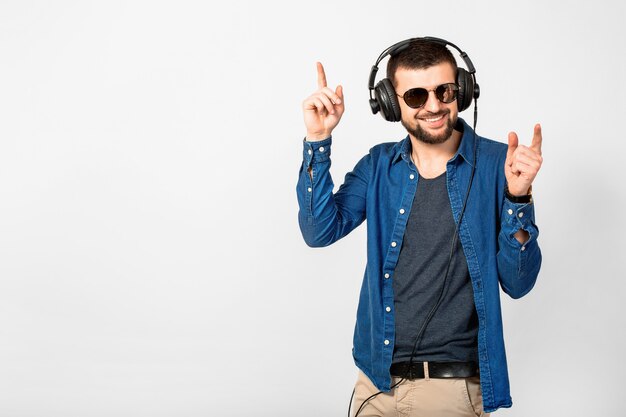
{"left": 335, "top": 85, "right": 345, "bottom": 111}
{"left": 507, "top": 132, "right": 518, "bottom": 160}
{"left": 336, "top": 85, "right": 344, "bottom": 101}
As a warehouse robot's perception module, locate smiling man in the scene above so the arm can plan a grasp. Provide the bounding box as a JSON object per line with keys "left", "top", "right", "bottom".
{"left": 297, "top": 37, "right": 543, "bottom": 416}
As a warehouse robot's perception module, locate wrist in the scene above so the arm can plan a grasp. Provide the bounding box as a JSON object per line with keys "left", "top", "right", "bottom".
{"left": 505, "top": 184, "right": 532, "bottom": 203}
{"left": 305, "top": 131, "right": 332, "bottom": 142}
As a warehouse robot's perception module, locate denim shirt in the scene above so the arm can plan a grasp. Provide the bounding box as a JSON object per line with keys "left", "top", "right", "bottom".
{"left": 296, "top": 118, "right": 541, "bottom": 413}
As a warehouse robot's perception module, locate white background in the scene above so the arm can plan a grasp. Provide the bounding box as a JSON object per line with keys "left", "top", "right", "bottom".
{"left": 1, "top": 1, "right": 624, "bottom": 416}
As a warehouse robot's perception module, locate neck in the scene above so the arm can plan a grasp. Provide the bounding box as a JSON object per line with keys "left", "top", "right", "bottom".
{"left": 409, "top": 129, "right": 462, "bottom": 179}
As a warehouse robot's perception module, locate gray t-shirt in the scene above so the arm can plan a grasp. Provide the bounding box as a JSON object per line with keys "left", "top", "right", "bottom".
{"left": 392, "top": 171, "right": 479, "bottom": 364}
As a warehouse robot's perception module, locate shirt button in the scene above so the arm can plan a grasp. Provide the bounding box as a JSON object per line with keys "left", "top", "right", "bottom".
{"left": 507, "top": 209, "right": 513, "bottom": 215}
{"left": 521, "top": 246, "right": 526, "bottom": 251}
{"left": 307, "top": 187, "right": 312, "bottom": 192}
{"left": 384, "top": 273, "right": 390, "bottom": 279}
{"left": 319, "top": 146, "right": 325, "bottom": 152}
{"left": 386, "top": 306, "right": 391, "bottom": 312}
{"left": 384, "top": 340, "right": 390, "bottom": 346}
{"left": 391, "top": 242, "right": 397, "bottom": 248}
{"left": 399, "top": 208, "right": 405, "bottom": 214}
{"left": 409, "top": 174, "right": 415, "bottom": 180}
{"left": 307, "top": 149, "right": 312, "bottom": 155}
{"left": 518, "top": 212, "right": 524, "bottom": 218}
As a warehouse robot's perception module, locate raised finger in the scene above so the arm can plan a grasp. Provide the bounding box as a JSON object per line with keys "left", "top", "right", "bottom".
{"left": 336, "top": 85, "right": 344, "bottom": 101}
{"left": 507, "top": 132, "right": 518, "bottom": 161}
{"left": 317, "top": 62, "right": 327, "bottom": 89}
{"left": 530, "top": 123, "right": 542, "bottom": 155}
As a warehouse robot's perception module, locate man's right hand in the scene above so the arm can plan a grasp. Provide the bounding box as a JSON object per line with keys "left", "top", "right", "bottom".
{"left": 302, "top": 62, "right": 345, "bottom": 141}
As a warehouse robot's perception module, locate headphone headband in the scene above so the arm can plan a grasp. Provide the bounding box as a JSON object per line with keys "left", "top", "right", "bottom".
{"left": 368, "top": 36, "right": 477, "bottom": 90}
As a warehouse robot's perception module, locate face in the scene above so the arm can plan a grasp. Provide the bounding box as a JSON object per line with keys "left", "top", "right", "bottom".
{"left": 394, "top": 62, "right": 458, "bottom": 145}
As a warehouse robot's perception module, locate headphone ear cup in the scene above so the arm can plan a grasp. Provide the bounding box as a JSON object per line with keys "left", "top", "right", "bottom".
{"left": 374, "top": 78, "right": 402, "bottom": 122}
{"left": 456, "top": 68, "right": 476, "bottom": 112}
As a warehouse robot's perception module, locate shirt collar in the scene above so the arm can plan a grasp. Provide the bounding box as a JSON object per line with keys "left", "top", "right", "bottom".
{"left": 392, "top": 117, "right": 476, "bottom": 167}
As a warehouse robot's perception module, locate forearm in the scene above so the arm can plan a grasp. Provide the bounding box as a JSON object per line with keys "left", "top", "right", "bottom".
{"left": 496, "top": 199, "right": 541, "bottom": 298}
{"left": 296, "top": 137, "right": 367, "bottom": 247}
{"left": 514, "top": 229, "right": 529, "bottom": 244}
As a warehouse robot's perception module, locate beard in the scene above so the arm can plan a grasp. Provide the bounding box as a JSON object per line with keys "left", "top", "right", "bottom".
{"left": 401, "top": 111, "right": 456, "bottom": 144}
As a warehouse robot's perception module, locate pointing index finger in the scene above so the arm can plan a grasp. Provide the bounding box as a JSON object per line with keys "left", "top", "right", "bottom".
{"left": 316, "top": 62, "right": 327, "bottom": 88}
{"left": 531, "top": 123, "right": 542, "bottom": 154}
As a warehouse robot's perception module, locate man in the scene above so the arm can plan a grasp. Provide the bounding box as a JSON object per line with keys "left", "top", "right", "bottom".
{"left": 296, "top": 38, "right": 542, "bottom": 416}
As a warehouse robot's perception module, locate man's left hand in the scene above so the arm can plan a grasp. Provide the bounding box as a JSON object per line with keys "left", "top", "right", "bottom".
{"left": 505, "top": 123, "right": 543, "bottom": 196}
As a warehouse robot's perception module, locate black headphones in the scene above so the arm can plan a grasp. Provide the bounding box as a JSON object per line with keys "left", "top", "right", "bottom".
{"left": 368, "top": 36, "right": 480, "bottom": 122}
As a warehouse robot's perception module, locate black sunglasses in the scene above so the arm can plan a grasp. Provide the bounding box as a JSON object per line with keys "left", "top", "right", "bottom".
{"left": 397, "top": 83, "right": 459, "bottom": 108}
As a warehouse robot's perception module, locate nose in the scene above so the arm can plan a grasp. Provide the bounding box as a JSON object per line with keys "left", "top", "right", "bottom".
{"left": 423, "top": 90, "right": 442, "bottom": 113}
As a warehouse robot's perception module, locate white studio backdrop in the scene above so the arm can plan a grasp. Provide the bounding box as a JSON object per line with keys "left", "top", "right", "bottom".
{"left": 0, "top": 1, "right": 624, "bottom": 416}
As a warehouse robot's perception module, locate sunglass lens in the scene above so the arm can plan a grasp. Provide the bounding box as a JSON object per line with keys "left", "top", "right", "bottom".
{"left": 403, "top": 88, "right": 428, "bottom": 108}
{"left": 435, "top": 83, "right": 459, "bottom": 104}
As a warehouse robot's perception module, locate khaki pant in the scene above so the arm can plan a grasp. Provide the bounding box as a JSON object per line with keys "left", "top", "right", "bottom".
{"left": 351, "top": 369, "right": 490, "bottom": 417}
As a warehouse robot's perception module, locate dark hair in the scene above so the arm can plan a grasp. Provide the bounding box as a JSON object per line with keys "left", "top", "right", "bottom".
{"left": 386, "top": 39, "right": 458, "bottom": 87}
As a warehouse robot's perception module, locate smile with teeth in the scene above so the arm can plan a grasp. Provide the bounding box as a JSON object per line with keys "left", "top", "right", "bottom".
{"left": 421, "top": 114, "right": 445, "bottom": 122}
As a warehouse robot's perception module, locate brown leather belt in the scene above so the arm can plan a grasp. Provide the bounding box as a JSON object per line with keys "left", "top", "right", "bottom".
{"left": 390, "top": 361, "right": 478, "bottom": 379}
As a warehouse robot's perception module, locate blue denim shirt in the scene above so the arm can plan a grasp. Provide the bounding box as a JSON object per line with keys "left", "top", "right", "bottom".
{"left": 296, "top": 118, "right": 541, "bottom": 413}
